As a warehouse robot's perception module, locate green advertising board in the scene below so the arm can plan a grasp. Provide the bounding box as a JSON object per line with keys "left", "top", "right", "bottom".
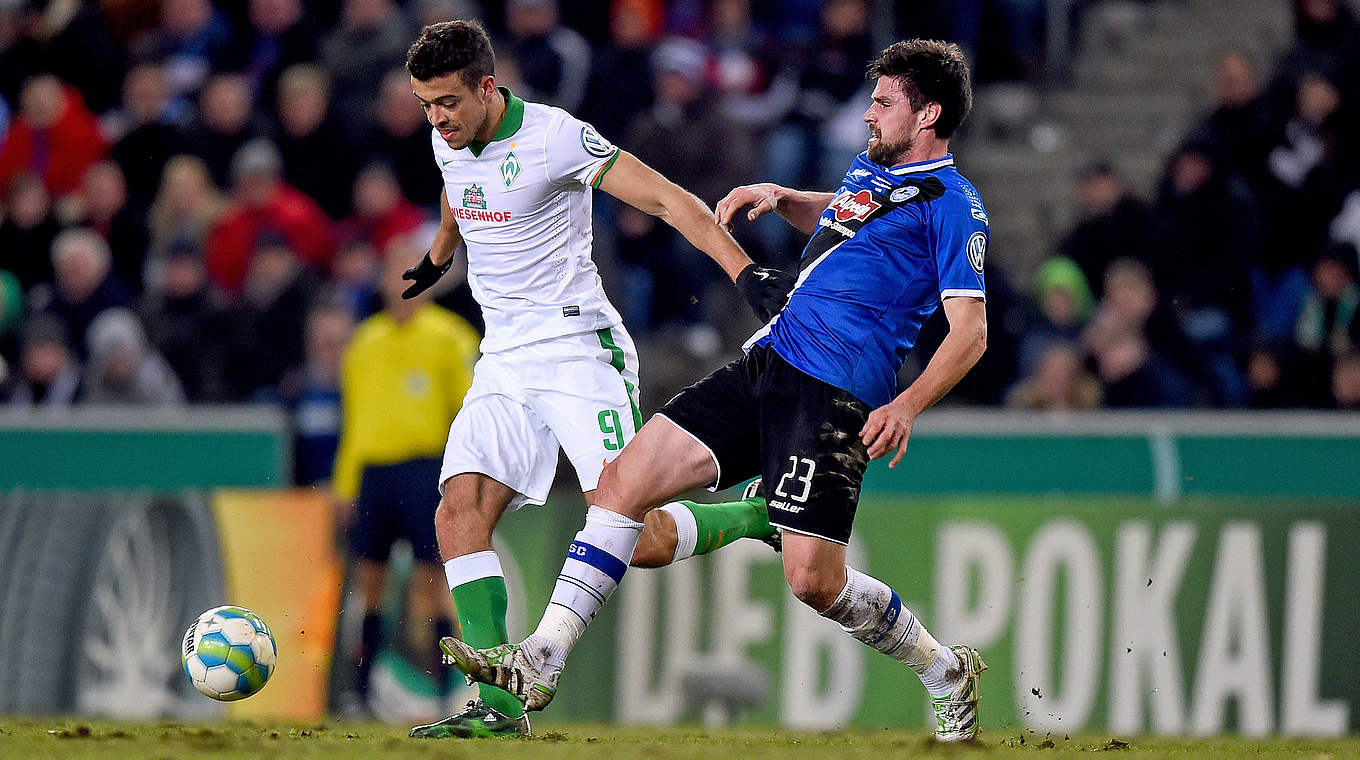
{"left": 488, "top": 412, "right": 1360, "bottom": 736}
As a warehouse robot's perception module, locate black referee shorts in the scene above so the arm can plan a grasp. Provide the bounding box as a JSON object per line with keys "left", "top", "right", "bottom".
{"left": 657, "top": 344, "right": 872, "bottom": 544}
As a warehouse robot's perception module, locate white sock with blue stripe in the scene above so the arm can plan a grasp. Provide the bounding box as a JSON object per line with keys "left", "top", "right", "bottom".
{"left": 529, "top": 505, "right": 643, "bottom": 667}
{"left": 820, "top": 567, "right": 959, "bottom": 697}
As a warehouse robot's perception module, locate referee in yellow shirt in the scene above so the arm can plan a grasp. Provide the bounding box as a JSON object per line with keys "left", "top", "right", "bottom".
{"left": 333, "top": 235, "right": 480, "bottom": 713}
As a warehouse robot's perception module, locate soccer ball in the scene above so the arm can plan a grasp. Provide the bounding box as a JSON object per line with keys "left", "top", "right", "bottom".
{"left": 181, "top": 605, "right": 277, "bottom": 701}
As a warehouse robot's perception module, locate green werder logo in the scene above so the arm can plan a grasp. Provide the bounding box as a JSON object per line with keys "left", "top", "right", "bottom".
{"left": 500, "top": 151, "right": 522, "bottom": 188}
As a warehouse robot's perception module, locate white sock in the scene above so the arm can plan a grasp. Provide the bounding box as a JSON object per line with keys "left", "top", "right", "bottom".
{"left": 819, "top": 566, "right": 958, "bottom": 697}
{"left": 443, "top": 550, "right": 504, "bottom": 590}
{"left": 658, "top": 502, "right": 698, "bottom": 562}
{"left": 533, "top": 506, "right": 643, "bottom": 656}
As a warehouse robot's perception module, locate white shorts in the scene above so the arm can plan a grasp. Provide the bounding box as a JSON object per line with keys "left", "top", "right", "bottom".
{"left": 440, "top": 327, "right": 641, "bottom": 510}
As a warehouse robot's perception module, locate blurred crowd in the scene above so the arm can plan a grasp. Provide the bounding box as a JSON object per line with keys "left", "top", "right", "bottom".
{"left": 992, "top": 0, "right": 1360, "bottom": 412}
{"left": 0, "top": 0, "right": 1358, "bottom": 460}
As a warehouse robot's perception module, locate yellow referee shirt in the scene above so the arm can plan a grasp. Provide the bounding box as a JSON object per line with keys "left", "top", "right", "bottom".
{"left": 332, "top": 303, "right": 480, "bottom": 502}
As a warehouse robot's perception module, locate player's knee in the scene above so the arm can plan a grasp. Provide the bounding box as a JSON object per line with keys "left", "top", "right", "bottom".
{"left": 434, "top": 492, "right": 494, "bottom": 543}
{"left": 594, "top": 459, "right": 626, "bottom": 505}
{"left": 784, "top": 565, "right": 841, "bottom": 612}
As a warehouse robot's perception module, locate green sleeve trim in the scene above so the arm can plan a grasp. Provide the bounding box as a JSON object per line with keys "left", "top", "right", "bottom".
{"left": 590, "top": 150, "right": 621, "bottom": 188}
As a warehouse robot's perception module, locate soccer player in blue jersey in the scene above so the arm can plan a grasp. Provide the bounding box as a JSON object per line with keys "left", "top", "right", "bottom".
{"left": 443, "top": 39, "right": 991, "bottom": 742}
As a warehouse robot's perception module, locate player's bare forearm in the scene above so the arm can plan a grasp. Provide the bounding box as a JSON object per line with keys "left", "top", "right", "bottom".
{"left": 430, "top": 187, "right": 464, "bottom": 266}
{"left": 715, "top": 183, "right": 834, "bottom": 236}
{"left": 861, "top": 297, "right": 985, "bottom": 467}
{"left": 896, "top": 297, "right": 987, "bottom": 416}
{"left": 600, "top": 151, "right": 753, "bottom": 282}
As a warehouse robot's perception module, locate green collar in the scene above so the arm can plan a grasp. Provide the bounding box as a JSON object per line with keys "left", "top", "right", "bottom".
{"left": 468, "top": 87, "right": 524, "bottom": 157}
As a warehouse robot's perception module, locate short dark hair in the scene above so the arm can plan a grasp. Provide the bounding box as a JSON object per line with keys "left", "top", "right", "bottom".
{"left": 866, "top": 39, "right": 972, "bottom": 139}
{"left": 406, "top": 20, "right": 495, "bottom": 88}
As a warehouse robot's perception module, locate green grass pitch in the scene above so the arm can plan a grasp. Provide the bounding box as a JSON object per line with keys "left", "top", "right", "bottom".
{"left": 2, "top": 719, "right": 1358, "bottom": 759}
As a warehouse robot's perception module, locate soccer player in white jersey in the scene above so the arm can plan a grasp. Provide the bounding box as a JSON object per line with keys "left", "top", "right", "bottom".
{"left": 400, "top": 21, "right": 793, "bottom": 739}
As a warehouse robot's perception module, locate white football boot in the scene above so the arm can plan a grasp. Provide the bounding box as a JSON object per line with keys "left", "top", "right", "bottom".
{"left": 932, "top": 645, "right": 987, "bottom": 742}
{"left": 439, "top": 637, "right": 559, "bottom": 712}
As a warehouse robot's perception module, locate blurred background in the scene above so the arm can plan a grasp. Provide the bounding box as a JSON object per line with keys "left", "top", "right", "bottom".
{"left": 1, "top": 0, "right": 1359, "bottom": 739}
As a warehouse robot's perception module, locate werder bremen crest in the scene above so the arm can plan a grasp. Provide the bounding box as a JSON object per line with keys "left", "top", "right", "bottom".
{"left": 499, "top": 149, "right": 522, "bottom": 188}
{"left": 462, "top": 184, "right": 486, "bottom": 209}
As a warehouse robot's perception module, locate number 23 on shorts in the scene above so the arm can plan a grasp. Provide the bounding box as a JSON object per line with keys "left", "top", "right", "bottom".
{"left": 774, "top": 455, "right": 816, "bottom": 502}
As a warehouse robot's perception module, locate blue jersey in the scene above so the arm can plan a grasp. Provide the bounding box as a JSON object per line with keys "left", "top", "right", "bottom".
{"left": 749, "top": 153, "right": 988, "bottom": 408}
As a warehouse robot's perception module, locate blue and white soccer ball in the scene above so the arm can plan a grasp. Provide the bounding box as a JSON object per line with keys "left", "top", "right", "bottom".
{"left": 181, "top": 605, "right": 277, "bottom": 701}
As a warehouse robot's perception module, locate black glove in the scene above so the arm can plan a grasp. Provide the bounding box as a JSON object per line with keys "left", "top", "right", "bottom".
{"left": 402, "top": 251, "right": 453, "bottom": 299}
{"left": 735, "top": 263, "right": 795, "bottom": 322}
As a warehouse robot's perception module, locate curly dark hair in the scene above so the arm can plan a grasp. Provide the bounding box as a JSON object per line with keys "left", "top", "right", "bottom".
{"left": 406, "top": 20, "right": 495, "bottom": 88}
{"left": 866, "top": 40, "right": 972, "bottom": 139}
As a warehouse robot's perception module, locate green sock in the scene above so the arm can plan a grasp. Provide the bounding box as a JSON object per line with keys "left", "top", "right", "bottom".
{"left": 450, "top": 576, "right": 524, "bottom": 718}
{"left": 682, "top": 496, "right": 777, "bottom": 556}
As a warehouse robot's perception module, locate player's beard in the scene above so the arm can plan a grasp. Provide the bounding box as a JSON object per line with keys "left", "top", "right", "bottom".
{"left": 868, "top": 134, "right": 913, "bottom": 166}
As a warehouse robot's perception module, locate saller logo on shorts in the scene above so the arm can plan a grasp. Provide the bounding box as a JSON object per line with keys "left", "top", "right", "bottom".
{"left": 830, "top": 190, "right": 881, "bottom": 222}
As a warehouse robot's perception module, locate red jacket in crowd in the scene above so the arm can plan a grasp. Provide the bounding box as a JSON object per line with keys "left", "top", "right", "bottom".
{"left": 0, "top": 84, "right": 108, "bottom": 196}
{"left": 205, "top": 183, "right": 334, "bottom": 292}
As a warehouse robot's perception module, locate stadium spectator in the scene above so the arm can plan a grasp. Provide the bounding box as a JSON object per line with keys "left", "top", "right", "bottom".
{"left": 131, "top": 0, "right": 239, "bottom": 101}
{"left": 1293, "top": 242, "right": 1360, "bottom": 402}
{"left": 63, "top": 161, "right": 151, "bottom": 294}
{"left": 624, "top": 37, "right": 755, "bottom": 326}
{"left": 504, "top": 0, "right": 591, "bottom": 112}
{"left": 273, "top": 64, "right": 356, "bottom": 218}
{"left": 338, "top": 163, "right": 428, "bottom": 256}
{"left": 40, "top": 227, "right": 135, "bottom": 359}
{"left": 765, "top": 0, "right": 875, "bottom": 191}
{"left": 1266, "top": 0, "right": 1360, "bottom": 123}
{"left": 226, "top": 231, "right": 320, "bottom": 398}
{"left": 147, "top": 154, "right": 227, "bottom": 261}
{"left": 579, "top": 0, "right": 661, "bottom": 143}
{"left": 1005, "top": 342, "right": 1101, "bottom": 410}
{"left": 628, "top": 38, "right": 755, "bottom": 208}
{"left": 366, "top": 69, "right": 443, "bottom": 209}
{"left": 284, "top": 301, "right": 354, "bottom": 487}
{"left": 1245, "top": 339, "right": 1307, "bottom": 408}
{"left": 1056, "top": 161, "right": 1156, "bottom": 298}
{"left": 80, "top": 308, "right": 184, "bottom": 406}
{"left": 332, "top": 238, "right": 477, "bottom": 714}
{"left": 1151, "top": 141, "right": 1255, "bottom": 405}
{"left": 1083, "top": 258, "right": 1199, "bottom": 407}
{"left": 321, "top": 0, "right": 415, "bottom": 144}
{"left": 1018, "top": 257, "right": 1093, "bottom": 376}
{"left": 702, "top": 0, "right": 798, "bottom": 130}
{"left": 108, "top": 63, "right": 191, "bottom": 207}
{"left": 138, "top": 239, "right": 232, "bottom": 402}
{"left": 0, "top": 0, "right": 125, "bottom": 114}
{"left": 183, "top": 73, "right": 262, "bottom": 188}
{"left": 0, "top": 173, "right": 60, "bottom": 290}
{"left": 1332, "top": 350, "right": 1360, "bottom": 408}
{"left": 0, "top": 75, "right": 108, "bottom": 197}
{"left": 330, "top": 238, "right": 382, "bottom": 320}
{"left": 238, "top": 0, "right": 320, "bottom": 114}
{"left": 5, "top": 315, "right": 80, "bottom": 408}
{"left": 1195, "top": 49, "right": 1274, "bottom": 188}
{"left": 205, "top": 139, "right": 334, "bottom": 293}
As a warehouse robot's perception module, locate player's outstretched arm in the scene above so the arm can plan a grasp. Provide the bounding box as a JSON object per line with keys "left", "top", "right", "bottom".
{"left": 402, "top": 187, "right": 465, "bottom": 299}
{"left": 597, "top": 151, "right": 752, "bottom": 282}
{"left": 860, "top": 296, "right": 986, "bottom": 468}
{"left": 715, "top": 183, "right": 835, "bottom": 236}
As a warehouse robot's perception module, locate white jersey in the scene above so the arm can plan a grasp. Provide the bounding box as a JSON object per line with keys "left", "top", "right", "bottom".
{"left": 433, "top": 89, "right": 625, "bottom": 353}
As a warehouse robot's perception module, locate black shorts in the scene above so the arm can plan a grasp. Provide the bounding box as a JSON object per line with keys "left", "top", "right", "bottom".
{"left": 351, "top": 457, "right": 443, "bottom": 563}
{"left": 657, "top": 344, "right": 872, "bottom": 544}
